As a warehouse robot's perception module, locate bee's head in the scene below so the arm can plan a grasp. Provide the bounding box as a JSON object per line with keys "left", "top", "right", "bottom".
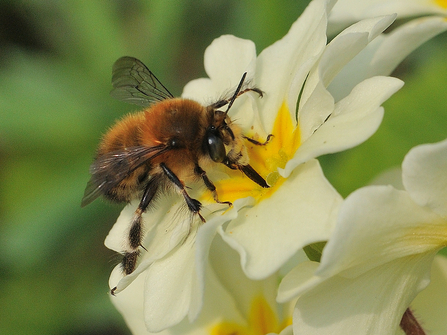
{"left": 205, "top": 109, "right": 236, "bottom": 163}
{"left": 203, "top": 72, "right": 257, "bottom": 165}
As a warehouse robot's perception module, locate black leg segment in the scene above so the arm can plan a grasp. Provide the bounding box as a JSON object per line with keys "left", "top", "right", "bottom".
{"left": 160, "top": 163, "right": 205, "bottom": 222}
{"left": 243, "top": 134, "right": 273, "bottom": 146}
{"left": 194, "top": 164, "right": 232, "bottom": 207}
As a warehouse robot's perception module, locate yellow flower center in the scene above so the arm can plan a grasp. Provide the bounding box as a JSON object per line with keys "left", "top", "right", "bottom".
{"left": 435, "top": 0, "right": 447, "bottom": 9}
{"left": 213, "top": 102, "right": 300, "bottom": 204}
{"left": 209, "top": 295, "right": 292, "bottom": 335}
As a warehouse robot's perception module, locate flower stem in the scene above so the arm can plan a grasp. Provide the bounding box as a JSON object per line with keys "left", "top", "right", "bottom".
{"left": 400, "top": 308, "right": 425, "bottom": 335}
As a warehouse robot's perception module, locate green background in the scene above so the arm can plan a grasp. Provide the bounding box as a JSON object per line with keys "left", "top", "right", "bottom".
{"left": 0, "top": 1, "right": 445, "bottom": 334}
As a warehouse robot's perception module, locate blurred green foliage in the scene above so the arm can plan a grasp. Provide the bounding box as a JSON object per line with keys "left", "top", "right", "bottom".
{"left": 0, "top": 1, "right": 445, "bottom": 334}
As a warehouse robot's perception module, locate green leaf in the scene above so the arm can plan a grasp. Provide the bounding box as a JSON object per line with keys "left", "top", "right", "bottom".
{"left": 303, "top": 241, "right": 327, "bottom": 262}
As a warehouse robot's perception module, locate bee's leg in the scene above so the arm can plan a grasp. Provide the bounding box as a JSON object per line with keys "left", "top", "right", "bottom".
{"left": 160, "top": 163, "right": 206, "bottom": 223}
{"left": 194, "top": 164, "right": 232, "bottom": 207}
{"left": 243, "top": 134, "right": 273, "bottom": 146}
{"left": 208, "top": 73, "right": 263, "bottom": 110}
{"left": 121, "top": 176, "right": 160, "bottom": 276}
{"left": 209, "top": 87, "right": 263, "bottom": 109}
{"left": 222, "top": 158, "right": 269, "bottom": 189}
{"left": 237, "top": 87, "right": 264, "bottom": 98}
{"left": 238, "top": 164, "right": 269, "bottom": 188}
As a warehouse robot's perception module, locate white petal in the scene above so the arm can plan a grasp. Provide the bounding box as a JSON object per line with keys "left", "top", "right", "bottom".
{"left": 276, "top": 325, "right": 294, "bottom": 335}
{"left": 402, "top": 138, "right": 447, "bottom": 217}
{"left": 110, "top": 262, "right": 247, "bottom": 335}
{"left": 221, "top": 159, "right": 342, "bottom": 279}
{"left": 328, "top": 0, "right": 447, "bottom": 35}
{"left": 164, "top": 265, "right": 247, "bottom": 335}
{"left": 255, "top": 0, "right": 328, "bottom": 130}
{"left": 143, "top": 226, "right": 199, "bottom": 332}
{"left": 182, "top": 35, "right": 257, "bottom": 104}
{"left": 182, "top": 77, "right": 214, "bottom": 103}
{"left": 277, "top": 261, "right": 320, "bottom": 303}
{"left": 293, "top": 253, "right": 434, "bottom": 335}
{"left": 368, "top": 166, "right": 404, "bottom": 190}
{"left": 283, "top": 76, "right": 403, "bottom": 177}
{"left": 104, "top": 201, "right": 139, "bottom": 253}
{"left": 328, "top": 16, "right": 447, "bottom": 100}
{"left": 191, "top": 201, "right": 244, "bottom": 319}
{"left": 318, "top": 186, "right": 443, "bottom": 278}
{"left": 367, "top": 16, "right": 447, "bottom": 76}
{"left": 109, "top": 266, "right": 168, "bottom": 335}
{"left": 410, "top": 254, "right": 447, "bottom": 335}
{"left": 140, "top": 202, "right": 243, "bottom": 332}
{"left": 204, "top": 35, "right": 257, "bottom": 85}
{"left": 210, "top": 232, "right": 280, "bottom": 320}
{"left": 299, "top": 15, "right": 396, "bottom": 141}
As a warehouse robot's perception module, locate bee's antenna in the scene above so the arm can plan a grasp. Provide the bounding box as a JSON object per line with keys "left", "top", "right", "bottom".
{"left": 224, "top": 72, "right": 247, "bottom": 115}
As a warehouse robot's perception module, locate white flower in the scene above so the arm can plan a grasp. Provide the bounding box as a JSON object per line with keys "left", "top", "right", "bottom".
{"left": 106, "top": 0, "right": 404, "bottom": 331}
{"left": 278, "top": 138, "right": 447, "bottom": 334}
{"left": 184, "top": 1, "right": 402, "bottom": 280}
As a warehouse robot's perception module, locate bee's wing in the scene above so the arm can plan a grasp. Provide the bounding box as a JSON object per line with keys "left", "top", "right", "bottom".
{"left": 110, "top": 56, "right": 175, "bottom": 107}
{"left": 81, "top": 145, "right": 169, "bottom": 207}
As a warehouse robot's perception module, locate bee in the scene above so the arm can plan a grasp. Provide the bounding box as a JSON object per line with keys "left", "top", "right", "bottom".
{"left": 82, "top": 56, "right": 271, "bottom": 276}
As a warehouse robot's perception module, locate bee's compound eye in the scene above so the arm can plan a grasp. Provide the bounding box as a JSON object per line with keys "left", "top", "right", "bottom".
{"left": 206, "top": 131, "right": 226, "bottom": 163}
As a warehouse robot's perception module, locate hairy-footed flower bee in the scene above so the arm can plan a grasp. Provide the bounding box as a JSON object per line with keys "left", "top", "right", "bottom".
{"left": 82, "top": 56, "right": 270, "bottom": 276}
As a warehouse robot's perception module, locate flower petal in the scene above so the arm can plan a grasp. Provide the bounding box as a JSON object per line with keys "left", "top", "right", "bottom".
{"left": 402, "top": 138, "right": 447, "bottom": 217}
{"left": 369, "top": 166, "right": 404, "bottom": 190}
{"left": 204, "top": 35, "right": 257, "bottom": 85}
{"left": 318, "top": 185, "right": 444, "bottom": 279}
{"left": 139, "top": 200, "right": 245, "bottom": 332}
{"left": 292, "top": 254, "right": 434, "bottom": 335}
{"left": 255, "top": 0, "right": 329, "bottom": 130}
{"left": 142, "top": 225, "right": 200, "bottom": 332}
{"left": 166, "top": 266, "right": 247, "bottom": 335}
{"left": 277, "top": 261, "right": 320, "bottom": 303}
{"left": 104, "top": 201, "right": 140, "bottom": 253}
{"left": 109, "top": 266, "right": 163, "bottom": 335}
{"left": 328, "top": 0, "right": 447, "bottom": 35}
{"left": 221, "top": 159, "right": 342, "bottom": 279}
{"left": 283, "top": 76, "right": 403, "bottom": 177}
{"left": 410, "top": 254, "right": 447, "bottom": 335}
{"left": 209, "top": 232, "right": 280, "bottom": 320}
{"left": 299, "top": 15, "right": 396, "bottom": 141}
{"left": 328, "top": 16, "right": 447, "bottom": 100}
{"left": 182, "top": 35, "right": 257, "bottom": 105}
{"left": 110, "top": 262, "right": 248, "bottom": 335}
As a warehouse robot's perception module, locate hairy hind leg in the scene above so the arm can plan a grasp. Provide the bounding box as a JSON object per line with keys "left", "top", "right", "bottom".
{"left": 121, "top": 176, "right": 160, "bottom": 276}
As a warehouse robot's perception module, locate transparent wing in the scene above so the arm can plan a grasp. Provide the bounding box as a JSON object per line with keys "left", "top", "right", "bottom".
{"left": 110, "top": 56, "right": 175, "bottom": 107}
{"left": 81, "top": 145, "right": 170, "bottom": 207}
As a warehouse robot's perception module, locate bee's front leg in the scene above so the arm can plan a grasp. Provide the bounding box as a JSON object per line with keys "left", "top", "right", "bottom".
{"left": 243, "top": 134, "right": 273, "bottom": 146}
